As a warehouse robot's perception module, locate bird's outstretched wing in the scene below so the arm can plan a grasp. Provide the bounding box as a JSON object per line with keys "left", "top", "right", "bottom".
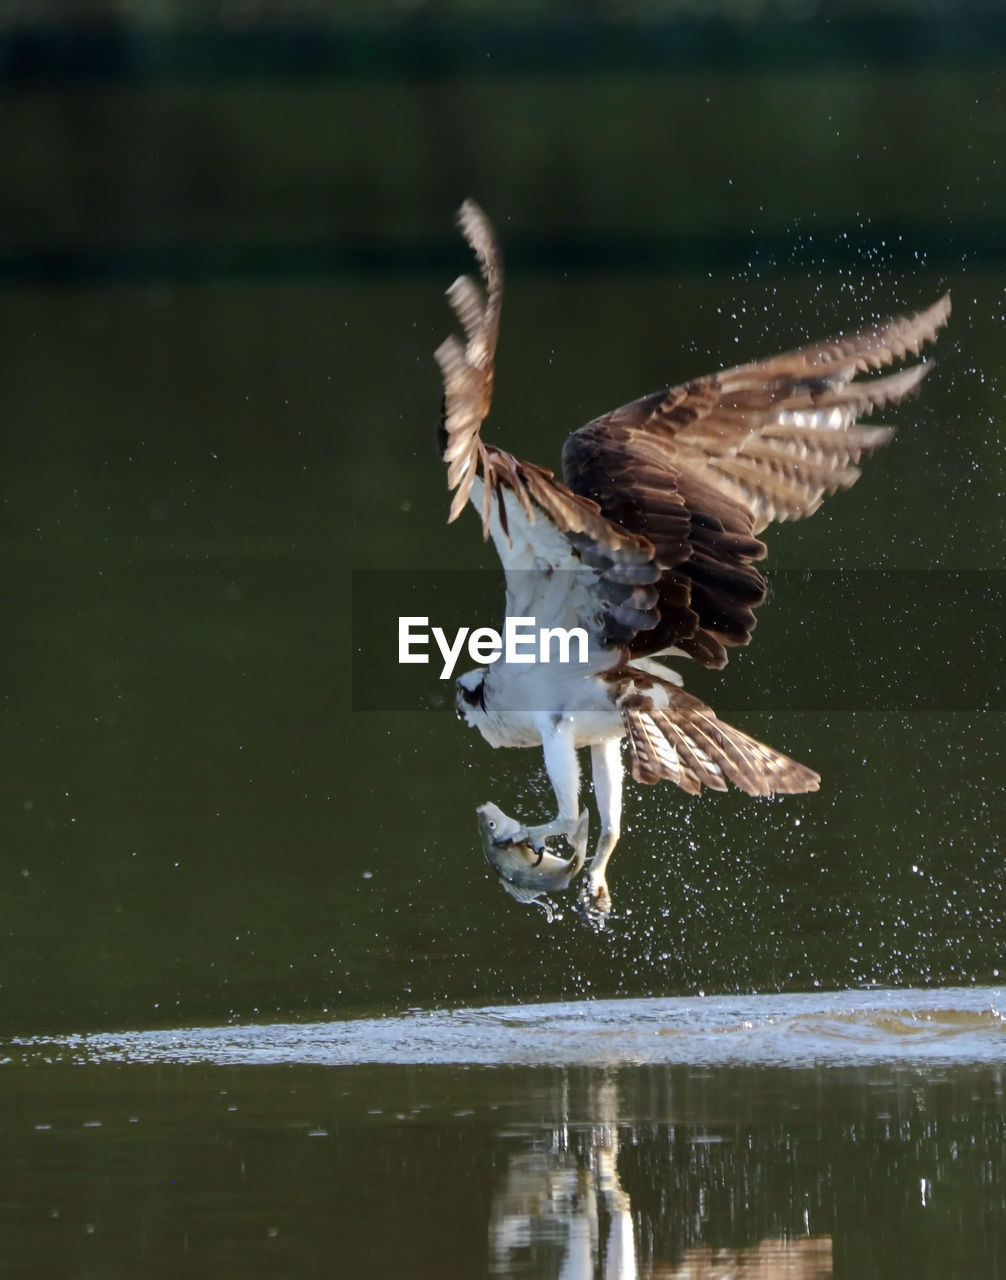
{"left": 435, "top": 200, "right": 949, "bottom": 661}
{"left": 434, "top": 199, "right": 502, "bottom": 526}
{"left": 563, "top": 295, "right": 951, "bottom": 667}
{"left": 603, "top": 664, "right": 820, "bottom": 795}
{"left": 435, "top": 200, "right": 662, "bottom": 643}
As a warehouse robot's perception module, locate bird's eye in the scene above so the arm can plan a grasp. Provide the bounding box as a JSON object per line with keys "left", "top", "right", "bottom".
{"left": 459, "top": 679, "right": 486, "bottom": 711}
{"left": 488, "top": 820, "right": 496, "bottom": 830}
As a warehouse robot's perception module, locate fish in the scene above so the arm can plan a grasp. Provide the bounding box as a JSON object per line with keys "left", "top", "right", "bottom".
{"left": 477, "top": 802, "right": 589, "bottom": 919}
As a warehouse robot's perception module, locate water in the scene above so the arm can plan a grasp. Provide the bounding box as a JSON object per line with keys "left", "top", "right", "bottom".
{"left": 1, "top": 9, "right": 1004, "bottom": 1277}
{"left": 14, "top": 986, "right": 1006, "bottom": 1069}
{"left": 5, "top": 988, "right": 1006, "bottom": 1277}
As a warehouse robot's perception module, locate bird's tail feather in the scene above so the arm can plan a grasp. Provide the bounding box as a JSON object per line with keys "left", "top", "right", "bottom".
{"left": 616, "top": 673, "right": 820, "bottom": 797}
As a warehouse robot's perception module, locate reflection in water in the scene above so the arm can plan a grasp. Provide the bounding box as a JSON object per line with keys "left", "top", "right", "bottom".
{"left": 489, "top": 1078, "right": 833, "bottom": 1280}
{"left": 490, "top": 1081, "right": 637, "bottom": 1278}
{"left": 0, "top": 1055, "right": 1004, "bottom": 1277}
{"left": 653, "top": 1238, "right": 832, "bottom": 1279}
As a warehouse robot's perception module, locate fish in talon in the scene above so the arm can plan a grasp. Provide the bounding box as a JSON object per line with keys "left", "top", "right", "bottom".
{"left": 477, "top": 804, "right": 589, "bottom": 910}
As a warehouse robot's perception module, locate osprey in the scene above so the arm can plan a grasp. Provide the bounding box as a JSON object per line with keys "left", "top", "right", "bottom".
{"left": 435, "top": 200, "right": 949, "bottom": 919}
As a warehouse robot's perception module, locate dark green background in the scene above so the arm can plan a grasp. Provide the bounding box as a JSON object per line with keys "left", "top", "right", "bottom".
{"left": 0, "top": 8, "right": 1004, "bottom": 1275}
{"left": 2, "top": 11, "right": 1002, "bottom": 1037}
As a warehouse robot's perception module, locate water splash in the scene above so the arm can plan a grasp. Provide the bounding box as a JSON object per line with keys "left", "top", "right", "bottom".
{"left": 10, "top": 985, "right": 1005, "bottom": 1070}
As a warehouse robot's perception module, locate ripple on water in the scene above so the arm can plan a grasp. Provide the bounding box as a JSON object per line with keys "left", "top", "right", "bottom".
{"left": 10, "top": 986, "right": 1006, "bottom": 1070}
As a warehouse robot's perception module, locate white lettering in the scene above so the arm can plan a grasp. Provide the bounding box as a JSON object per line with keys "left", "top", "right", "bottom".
{"left": 399, "top": 616, "right": 593, "bottom": 675}
{"left": 504, "top": 617, "right": 537, "bottom": 664}
{"left": 468, "top": 627, "right": 503, "bottom": 664}
{"left": 432, "top": 626, "right": 470, "bottom": 680}
{"left": 398, "top": 617, "right": 429, "bottom": 664}
{"left": 539, "top": 626, "right": 588, "bottom": 664}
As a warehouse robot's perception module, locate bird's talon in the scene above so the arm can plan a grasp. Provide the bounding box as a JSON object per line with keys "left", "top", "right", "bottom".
{"left": 512, "top": 825, "right": 547, "bottom": 858}
{"left": 575, "top": 875, "right": 612, "bottom": 929}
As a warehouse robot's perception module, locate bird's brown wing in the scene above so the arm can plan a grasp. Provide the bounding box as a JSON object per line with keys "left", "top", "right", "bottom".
{"left": 435, "top": 200, "right": 661, "bottom": 642}
{"left": 604, "top": 666, "right": 821, "bottom": 796}
{"left": 563, "top": 295, "right": 950, "bottom": 667}
{"left": 434, "top": 199, "right": 502, "bottom": 527}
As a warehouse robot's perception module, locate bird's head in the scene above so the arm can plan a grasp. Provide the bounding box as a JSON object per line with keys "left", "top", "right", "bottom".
{"left": 455, "top": 667, "right": 488, "bottom": 729}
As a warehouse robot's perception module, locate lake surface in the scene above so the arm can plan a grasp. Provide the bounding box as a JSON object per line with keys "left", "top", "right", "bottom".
{"left": 16, "top": 985, "right": 1006, "bottom": 1069}
{"left": 0, "top": 9, "right": 1003, "bottom": 1276}
{"left": 7, "top": 987, "right": 1006, "bottom": 1277}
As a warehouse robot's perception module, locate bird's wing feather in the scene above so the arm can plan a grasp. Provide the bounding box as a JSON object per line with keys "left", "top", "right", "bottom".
{"left": 436, "top": 201, "right": 948, "bottom": 664}
{"left": 563, "top": 295, "right": 950, "bottom": 667}
{"left": 435, "top": 200, "right": 662, "bottom": 644}
{"left": 606, "top": 666, "right": 820, "bottom": 796}
{"left": 434, "top": 200, "right": 503, "bottom": 524}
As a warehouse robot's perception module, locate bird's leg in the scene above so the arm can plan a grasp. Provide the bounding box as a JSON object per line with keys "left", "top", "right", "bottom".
{"left": 581, "top": 738, "right": 623, "bottom": 916}
{"left": 516, "top": 716, "right": 581, "bottom": 850}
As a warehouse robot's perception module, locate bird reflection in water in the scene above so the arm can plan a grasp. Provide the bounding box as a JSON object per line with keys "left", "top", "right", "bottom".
{"left": 488, "top": 1080, "right": 832, "bottom": 1279}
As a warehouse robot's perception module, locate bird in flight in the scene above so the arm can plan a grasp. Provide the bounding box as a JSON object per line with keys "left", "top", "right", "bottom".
{"left": 435, "top": 200, "right": 949, "bottom": 920}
